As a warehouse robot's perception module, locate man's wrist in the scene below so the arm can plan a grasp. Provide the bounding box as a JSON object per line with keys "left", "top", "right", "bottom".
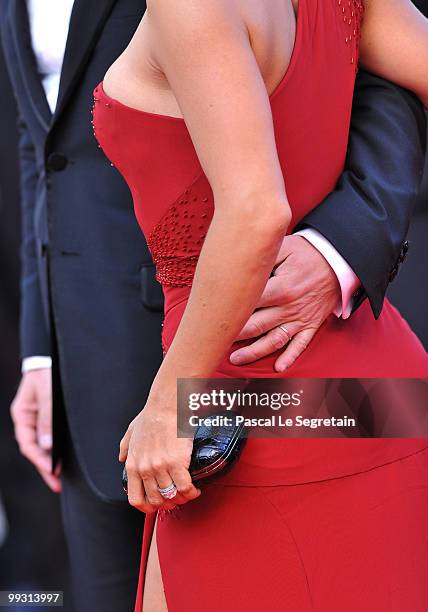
{"left": 294, "top": 228, "right": 361, "bottom": 319}
{"left": 22, "top": 356, "right": 52, "bottom": 374}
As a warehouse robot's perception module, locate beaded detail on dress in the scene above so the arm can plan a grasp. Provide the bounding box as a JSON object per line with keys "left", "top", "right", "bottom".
{"left": 146, "top": 178, "right": 214, "bottom": 287}
{"left": 337, "top": 0, "right": 365, "bottom": 71}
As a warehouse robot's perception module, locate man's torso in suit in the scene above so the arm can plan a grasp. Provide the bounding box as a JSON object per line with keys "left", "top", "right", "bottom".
{"left": 1, "top": 0, "right": 164, "bottom": 502}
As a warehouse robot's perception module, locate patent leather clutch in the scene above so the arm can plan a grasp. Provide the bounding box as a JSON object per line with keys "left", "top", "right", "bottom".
{"left": 122, "top": 411, "right": 247, "bottom": 492}
{"left": 189, "top": 411, "right": 248, "bottom": 482}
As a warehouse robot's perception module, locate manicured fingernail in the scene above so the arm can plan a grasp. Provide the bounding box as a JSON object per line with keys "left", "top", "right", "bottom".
{"left": 230, "top": 353, "right": 242, "bottom": 365}
{"left": 39, "top": 434, "right": 52, "bottom": 449}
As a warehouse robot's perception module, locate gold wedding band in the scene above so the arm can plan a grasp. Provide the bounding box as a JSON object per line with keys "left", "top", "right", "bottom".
{"left": 278, "top": 325, "right": 292, "bottom": 342}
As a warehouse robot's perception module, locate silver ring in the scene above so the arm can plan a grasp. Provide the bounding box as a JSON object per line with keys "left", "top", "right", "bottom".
{"left": 157, "top": 482, "right": 178, "bottom": 499}
{"left": 278, "top": 325, "right": 292, "bottom": 343}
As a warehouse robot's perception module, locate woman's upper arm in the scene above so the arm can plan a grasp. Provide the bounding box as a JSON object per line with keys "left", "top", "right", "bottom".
{"left": 147, "top": 0, "right": 288, "bottom": 214}
{"left": 360, "top": 0, "right": 428, "bottom": 107}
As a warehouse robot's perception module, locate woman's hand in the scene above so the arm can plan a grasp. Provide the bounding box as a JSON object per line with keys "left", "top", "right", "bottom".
{"left": 119, "top": 397, "right": 201, "bottom": 514}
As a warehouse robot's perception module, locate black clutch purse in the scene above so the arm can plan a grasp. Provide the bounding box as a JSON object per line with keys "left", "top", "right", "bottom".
{"left": 189, "top": 411, "right": 248, "bottom": 482}
{"left": 122, "top": 411, "right": 247, "bottom": 492}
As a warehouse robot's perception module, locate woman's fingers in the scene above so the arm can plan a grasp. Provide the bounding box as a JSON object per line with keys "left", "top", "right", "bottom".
{"left": 142, "top": 467, "right": 177, "bottom": 508}
{"left": 119, "top": 426, "right": 133, "bottom": 462}
{"left": 169, "top": 466, "right": 201, "bottom": 504}
{"left": 126, "top": 462, "right": 157, "bottom": 513}
{"left": 274, "top": 327, "right": 317, "bottom": 372}
{"left": 137, "top": 469, "right": 200, "bottom": 510}
{"left": 231, "top": 323, "right": 298, "bottom": 365}
{"left": 142, "top": 476, "right": 167, "bottom": 508}
{"left": 122, "top": 411, "right": 199, "bottom": 512}
{"left": 127, "top": 454, "right": 200, "bottom": 512}
{"left": 155, "top": 473, "right": 183, "bottom": 509}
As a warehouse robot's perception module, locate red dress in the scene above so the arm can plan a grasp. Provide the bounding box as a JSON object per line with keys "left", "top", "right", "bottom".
{"left": 93, "top": 1, "right": 428, "bottom": 609}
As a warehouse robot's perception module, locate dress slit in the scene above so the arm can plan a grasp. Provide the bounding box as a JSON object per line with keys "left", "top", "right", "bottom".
{"left": 134, "top": 511, "right": 157, "bottom": 611}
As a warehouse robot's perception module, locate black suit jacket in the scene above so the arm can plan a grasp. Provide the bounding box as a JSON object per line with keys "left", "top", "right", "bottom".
{"left": 1, "top": 0, "right": 426, "bottom": 502}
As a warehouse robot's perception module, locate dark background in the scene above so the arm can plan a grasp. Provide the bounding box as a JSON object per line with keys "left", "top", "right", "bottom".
{"left": 0, "top": 29, "right": 70, "bottom": 603}
{"left": 0, "top": 1, "right": 427, "bottom": 603}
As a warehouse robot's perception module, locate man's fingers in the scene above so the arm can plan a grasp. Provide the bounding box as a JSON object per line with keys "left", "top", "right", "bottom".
{"left": 37, "top": 401, "right": 53, "bottom": 451}
{"left": 20, "top": 441, "right": 52, "bottom": 473}
{"left": 237, "top": 306, "right": 284, "bottom": 341}
{"left": 38, "top": 469, "right": 62, "bottom": 494}
{"left": 37, "top": 381, "right": 53, "bottom": 451}
{"left": 274, "top": 328, "right": 317, "bottom": 372}
{"left": 10, "top": 382, "right": 34, "bottom": 417}
{"left": 231, "top": 325, "right": 296, "bottom": 366}
{"left": 255, "top": 276, "right": 287, "bottom": 309}
{"left": 19, "top": 425, "right": 60, "bottom": 492}
{"left": 17, "top": 424, "right": 60, "bottom": 493}
{"left": 37, "top": 369, "right": 52, "bottom": 450}
{"left": 9, "top": 372, "right": 59, "bottom": 492}
{"left": 54, "top": 461, "right": 62, "bottom": 477}
{"left": 13, "top": 407, "right": 52, "bottom": 473}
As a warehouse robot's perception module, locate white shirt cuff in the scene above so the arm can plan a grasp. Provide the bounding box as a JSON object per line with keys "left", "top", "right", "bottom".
{"left": 22, "top": 356, "right": 52, "bottom": 373}
{"left": 294, "top": 228, "right": 361, "bottom": 319}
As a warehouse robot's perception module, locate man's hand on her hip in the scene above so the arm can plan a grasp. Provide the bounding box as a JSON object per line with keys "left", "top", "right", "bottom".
{"left": 230, "top": 235, "right": 341, "bottom": 371}
{"left": 10, "top": 369, "right": 61, "bottom": 493}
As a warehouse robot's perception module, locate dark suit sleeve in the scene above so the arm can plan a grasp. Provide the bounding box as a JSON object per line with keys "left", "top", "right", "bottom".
{"left": 295, "top": 70, "right": 427, "bottom": 319}
{"left": 17, "top": 115, "right": 51, "bottom": 359}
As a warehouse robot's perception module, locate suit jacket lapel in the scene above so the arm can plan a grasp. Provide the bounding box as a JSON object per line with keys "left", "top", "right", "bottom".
{"left": 9, "top": 0, "right": 52, "bottom": 131}
{"left": 51, "top": 0, "right": 117, "bottom": 128}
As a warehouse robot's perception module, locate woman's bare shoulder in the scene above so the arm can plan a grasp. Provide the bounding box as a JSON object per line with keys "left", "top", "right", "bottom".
{"left": 146, "top": 0, "right": 243, "bottom": 34}
{"left": 146, "top": 0, "right": 296, "bottom": 95}
{"left": 145, "top": 0, "right": 258, "bottom": 94}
